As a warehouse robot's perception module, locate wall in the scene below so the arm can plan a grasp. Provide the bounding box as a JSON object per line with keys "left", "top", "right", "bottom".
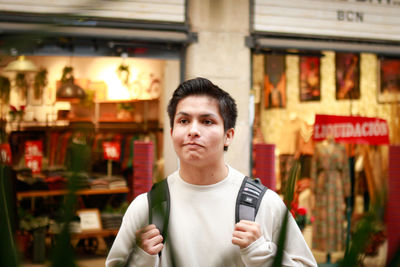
{"left": 186, "top": 0, "right": 251, "bottom": 175}
{"left": 253, "top": 52, "right": 399, "bottom": 147}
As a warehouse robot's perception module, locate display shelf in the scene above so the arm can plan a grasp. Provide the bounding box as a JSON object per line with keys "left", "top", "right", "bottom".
{"left": 16, "top": 187, "right": 129, "bottom": 200}
{"left": 65, "top": 229, "right": 119, "bottom": 239}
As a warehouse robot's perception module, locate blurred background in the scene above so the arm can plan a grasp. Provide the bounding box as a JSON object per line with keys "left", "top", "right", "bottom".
{"left": 0, "top": 0, "right": 399, "bottom": 266}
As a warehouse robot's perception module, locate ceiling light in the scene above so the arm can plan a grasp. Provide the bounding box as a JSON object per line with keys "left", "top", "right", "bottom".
{"left": 4, "top": 55, "right": 39, "bottom": 72}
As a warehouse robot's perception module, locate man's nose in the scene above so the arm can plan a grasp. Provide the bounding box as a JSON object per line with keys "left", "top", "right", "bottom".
{"left": 188, "top": 121, "right": 200, "bottom": 137}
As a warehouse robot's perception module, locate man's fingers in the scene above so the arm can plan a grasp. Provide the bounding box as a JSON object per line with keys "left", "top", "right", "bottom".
{"left": 232, "top": 236, "right": 247, "bottom": 248}
{"left": 141, "top": 234, "right": 164, "bottom": 255}
{"left": 141, "top": 227, "right": 161, "bottom": 240}
{"left": 135, "top": 224, "right": 164, "bottom": 255}
{"left": 232, "top": 220, "right": 262, "bottom": 249}
{"left": 135, "top": 224, "right": 157, "bottom": 235}
{"left": 235, "top": 220, "right": 260, "bottom": 234}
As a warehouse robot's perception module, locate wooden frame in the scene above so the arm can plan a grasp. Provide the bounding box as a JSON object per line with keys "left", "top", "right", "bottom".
{"left": 299, "top": 56, "right": 321, "bottom": 102}
{"left": 378, "top": 57, "right": 400, "bottom": 103}
{"left": 335, "top": 52, "right": 360, "bottom": 100}
{"left": 264, "top": 54, "right": 286, "bottom": 108}
{"left": 77, "top": 209, "right": 102, "bottom": 232}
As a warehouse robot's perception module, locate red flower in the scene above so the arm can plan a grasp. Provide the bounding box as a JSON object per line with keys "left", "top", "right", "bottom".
{"left": 20, "top": 105, "right": 26, "bottom": 111}
{"left": 297, "top": 207, "right": 307, "bottom": 216}
{"left": 10, "top": 105, "right": 17, "bottom": 111}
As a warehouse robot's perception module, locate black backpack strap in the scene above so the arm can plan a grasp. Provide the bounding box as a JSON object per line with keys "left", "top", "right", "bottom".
{"left": 235, "top": 176, "right": 268, "bottom": 223}
{"left": 147, "top": 178, "right": 170, "bottom": 244}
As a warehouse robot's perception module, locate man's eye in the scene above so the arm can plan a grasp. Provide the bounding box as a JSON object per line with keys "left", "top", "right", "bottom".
{"left": 178, "top": 119, "right": 188, "bottom": 124}
{"left": 203, "top": 119, "right": 213, "bottom": 125}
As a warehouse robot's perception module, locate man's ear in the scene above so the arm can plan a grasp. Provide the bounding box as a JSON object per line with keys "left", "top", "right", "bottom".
{"left": 224, "top": 128, "right": 235, "bottom": 147}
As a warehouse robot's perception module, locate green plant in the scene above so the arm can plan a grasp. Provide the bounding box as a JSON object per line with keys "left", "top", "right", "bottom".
{"left": 117, "top": 64, "right": 130, "bottom": 86}
{"left": 61, "top": 66, "right": 74, "bottom": 84}
{"left": 272, "top": 159, "right": 301, "bottom": 267}
{"left": 0, "top": 76, "right": 11, "bottom": 104}
{"left": 15, "top": 73, "right": 28, "bottom": 101}
{"left": 117, "top": 102, "right": 134, "bottom": 112}
{"left": 33, "top": 68, "right": 48, "bottom": 100}
{"left": 18, "top": 208, "right": 50, "bottom": 232}
{"left": 8, "top": 105, "right": 25, "bottom": 122}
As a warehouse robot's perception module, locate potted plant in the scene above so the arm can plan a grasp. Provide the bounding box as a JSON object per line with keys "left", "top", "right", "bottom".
{"left": 116, "top": 102, "right": 134, "bottom": 120}
{"left": 33, "top": 68, "right": 48, "bottom": 101}
{"left": 18, "top": 208, "right": 50, "bottom": 263}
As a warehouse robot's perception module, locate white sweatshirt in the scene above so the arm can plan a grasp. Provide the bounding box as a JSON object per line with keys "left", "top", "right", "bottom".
{"left": 106, "top": 166, "right": 317, "bottom": 267}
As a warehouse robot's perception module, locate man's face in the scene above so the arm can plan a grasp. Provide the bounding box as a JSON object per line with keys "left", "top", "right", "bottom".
{"left": 171, "top": 95, "right": 234, "bottom": 168}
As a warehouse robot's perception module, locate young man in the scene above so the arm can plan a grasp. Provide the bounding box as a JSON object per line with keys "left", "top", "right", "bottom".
{"left": 106, "top": 77, "right": 317, "bottom": 266}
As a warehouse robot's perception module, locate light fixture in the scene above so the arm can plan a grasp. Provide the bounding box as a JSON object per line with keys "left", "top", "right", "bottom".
{"left": 4, "top": 55, "right": 39, "bottom": 72}
{"left": 56, "top": 66, "right": 86, "bottom": 99}
{"left": 56, "top": 80, "right": 86, "bottom": 99}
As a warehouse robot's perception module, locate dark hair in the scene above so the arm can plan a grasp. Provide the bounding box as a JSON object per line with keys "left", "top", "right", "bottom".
{"left": 167, "top": 77, "right": 237, "bottom": 151}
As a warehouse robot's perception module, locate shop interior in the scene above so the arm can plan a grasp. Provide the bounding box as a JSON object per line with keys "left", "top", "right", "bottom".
{"left": 251, "top": 50, "right": 399, "bottom": 265}
{"left": 0, "top": 52, "right": 180, "bottom": 264}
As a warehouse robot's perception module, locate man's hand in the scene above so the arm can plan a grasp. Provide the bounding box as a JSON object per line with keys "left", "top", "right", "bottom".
{"left": 135, "top": 224, "right": 164, "bottom": 255}
{"left": 232, "top": 220, "right": 261, "bottom": 249}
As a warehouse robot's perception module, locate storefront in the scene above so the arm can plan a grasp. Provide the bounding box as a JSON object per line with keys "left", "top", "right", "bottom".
{"left": 249, "top": 0, "right": 400, "bottom": 264}
{"left": 0, "top": 1, "right": 196, "bottom": 263}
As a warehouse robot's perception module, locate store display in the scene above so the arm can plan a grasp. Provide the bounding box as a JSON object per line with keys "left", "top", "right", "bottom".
{"left": 299, "top": 56, "right": 320, "bottom": 102}
{"left": 312, "top": 137, "right": 350, "bottom": 253}
{"left": 264, "top": 54, "right": 286, "bottom": 108}
{"left": 297, "top": 119, "right": 315, "bottom": 179}
{"left": 278, "top": 114, "right": 301, "bottom": 193}
{"left": 378, "top": 58, "right": 400, "bottom": 103}
{"left": 253, "top": 143, "right": 276, "bottom": 191}
{"left": 335, "top": 52, "right": 360, "bottom": 100}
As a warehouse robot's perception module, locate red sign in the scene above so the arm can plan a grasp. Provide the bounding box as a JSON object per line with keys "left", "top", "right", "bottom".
{"left": 25, "top": 140, "right": 43, "bottom": 156}
{"left": 0, "top": 143, "right": 12, "bottom": 165}
{"left": 103, "top": 142, "right": 121, "bottom": 161}
{"left": 313, "top": 114, "right": 389, "bottom": 145}
{"left": 25, "top": 155, "right": 42, "bottom": 174}
{"left": 25, "top": 140, "right": 43, "bottom": 173}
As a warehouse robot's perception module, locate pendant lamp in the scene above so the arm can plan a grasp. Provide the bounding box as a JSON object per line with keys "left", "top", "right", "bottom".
{"left": 56, "top": 66, "right": 86, "bottom": 99}
{"left": 4, "top": 55, "right": 38, "bottom": 72}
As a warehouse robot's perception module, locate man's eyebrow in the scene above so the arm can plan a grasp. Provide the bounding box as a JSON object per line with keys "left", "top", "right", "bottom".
{"left": 175, "top": 111, "right": 190, "bottom": 117}
{"left": 175, "top": 112, "right": 217, "bottom": 117}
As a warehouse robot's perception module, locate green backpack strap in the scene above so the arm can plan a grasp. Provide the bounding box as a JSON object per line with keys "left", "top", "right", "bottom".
{"left": 147, "top": 178, "right": 170, "bottom": 244}
{"left": 147, "top": 176, "right": 267, "bottom": 247}
{"left": 235, "top": 176, "right": 268, "bottom": 223}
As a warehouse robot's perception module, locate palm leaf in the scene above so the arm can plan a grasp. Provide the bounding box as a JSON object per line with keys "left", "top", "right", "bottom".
{"left": 272, "top": 160, "right": 301, "bottom": 267}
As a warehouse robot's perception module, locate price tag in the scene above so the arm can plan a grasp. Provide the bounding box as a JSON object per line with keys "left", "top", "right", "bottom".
{"left": 25, "top": 155, "right": 42, "bottom": 174}
{"left": 102, "top": 142, "right": 121, "bottom": 161}
{"left": 25, "top": 140, "right": 43, "bottom": 156}
{"left": 0, "top": 143, "right": 12, "bottom": 165}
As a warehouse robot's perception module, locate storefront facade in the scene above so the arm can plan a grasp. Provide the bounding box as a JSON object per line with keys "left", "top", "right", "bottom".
{"left": 249, "top": 0, "right": 400, "bottom": 263}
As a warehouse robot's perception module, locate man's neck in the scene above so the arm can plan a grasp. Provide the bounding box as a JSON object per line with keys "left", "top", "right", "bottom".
{"left": 179, "top": 162, "right": 228, "bottom": 185}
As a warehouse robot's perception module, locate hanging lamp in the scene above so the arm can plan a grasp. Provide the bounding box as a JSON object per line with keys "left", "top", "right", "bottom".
{"left": 4, "top": 55, "right": 38, "bottom": 72}
{"left": 56, "top": 66, "right": 86, "bottom": 99}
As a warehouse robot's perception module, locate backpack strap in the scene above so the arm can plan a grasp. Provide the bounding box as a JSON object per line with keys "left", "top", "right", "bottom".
{"left": 147, "top": 178, "right": 170, "bottom": 244}
{"left": 235, "top": 176, "right": 268, "bottom": 223}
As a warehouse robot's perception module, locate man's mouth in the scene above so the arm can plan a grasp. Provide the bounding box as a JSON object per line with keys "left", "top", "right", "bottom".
{"left": 184, "top": 142, "right": 203, "bottom": 148}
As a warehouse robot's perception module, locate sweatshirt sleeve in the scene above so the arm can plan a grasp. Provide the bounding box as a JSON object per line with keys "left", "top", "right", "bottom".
{"left": 105, "top": 193, "right": 159, "bottom": 267}
{"left": 240, "top": 190, "right": 318, "bottom": 267}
